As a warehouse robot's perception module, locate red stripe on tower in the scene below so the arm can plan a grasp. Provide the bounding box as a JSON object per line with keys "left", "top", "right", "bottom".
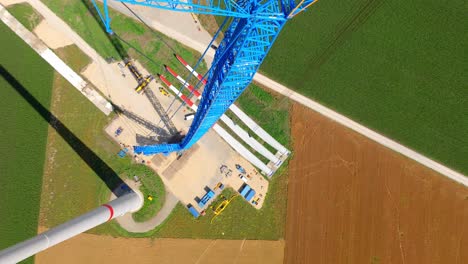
{"left": 159, "top": 74, "right": 194, "bottom": 107}
{"left": 165, "top": 66, "right": 201, "bottom": 98}
{"left": 102, "top": 204, "right": 114, "bottom": 221}
{"left": 180, "top": 95, "right": 194, "bottom": 107}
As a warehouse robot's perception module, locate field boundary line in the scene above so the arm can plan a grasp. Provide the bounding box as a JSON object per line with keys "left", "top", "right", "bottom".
{"left": 253, "top": 73, "right": 468, "bottom": 186}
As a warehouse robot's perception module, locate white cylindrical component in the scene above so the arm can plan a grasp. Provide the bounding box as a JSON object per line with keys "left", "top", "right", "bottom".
{"left": 182, "top": 93, "right": 279, "bottom": 165}
{"left": 186, "top": 101, "right": 271, "bottom": 174}
{"left": 166, "top": 76, "right": 280, "bottom": 164}
{"left": 229, "top": 104, "right": 290, "bottom": 156}
{"left": 0, "top": 192, "right": 142, "bottom": 264}
{"left": 219, "top": 114, "right": 281, "bottom": 165}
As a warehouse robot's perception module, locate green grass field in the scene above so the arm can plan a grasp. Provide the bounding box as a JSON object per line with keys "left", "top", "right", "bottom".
{"left": 39, "top": 45, "right": 165, "bottom": 228}
{"left": 0, "top": 23, "right": 53, "bottom": 263}
{"left": 260, "top": 0, "right": 468, "bottom": 174}
{"left": 130, "top": 168, "right": 165, "bottom": 222}
{"left": 55, "top": 45, "right": 91, "bottom": 73}
{"left": 7, "top": 3, "right": 42, "bottom": 31}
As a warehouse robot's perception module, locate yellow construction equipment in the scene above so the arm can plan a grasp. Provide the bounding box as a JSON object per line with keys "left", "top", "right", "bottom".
{"left": 135, "top": 75, "right": 154, "bottom": 93}
{"left": 124, "top": 59, "right": 143, "bottom": 82}
{"left": 159, "top": 86, "right": 169, "bottom": 96}
{"left": 210, "top": 194, "right": 237, "bottom": 224}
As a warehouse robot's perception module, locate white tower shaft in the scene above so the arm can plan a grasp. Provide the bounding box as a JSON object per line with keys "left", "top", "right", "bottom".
{"left": 0, "top": 192, "right": 142, "bottom": 264}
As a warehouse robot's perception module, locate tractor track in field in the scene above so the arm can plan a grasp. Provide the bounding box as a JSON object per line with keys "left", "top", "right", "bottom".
{"left": 284, "top": 103, "right": 468, "bottom": 264}
{"left": 304, "top": 0, "right": 386, "bottom": 78}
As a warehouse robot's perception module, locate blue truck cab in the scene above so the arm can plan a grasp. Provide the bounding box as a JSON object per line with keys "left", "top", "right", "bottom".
{"left": 187, "top": 204, "right": 200, "bottom": 218}
{"left": 197, "top": 189, "right": 215, "bottom": 208}
{"left": 239, "top": 184, "right": 256, "bottom": 201}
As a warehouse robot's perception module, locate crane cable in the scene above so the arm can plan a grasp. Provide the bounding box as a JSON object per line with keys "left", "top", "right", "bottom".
{"left": 119, "top": 2, "right": 229, "bottom": 129}
{"left": 166, "top": 16, "right": 229, "bottom": 122}
{"left": 167, "top": 16, "right": 249, "bottom": 123}
{"left": 114, "top": 4, "right": 290, "bottom": 149}
{"left": 118, "top": 2, "right": 196, "bottom": 130}
{"left": 165, "top": 16, "right": 229, "bottom": 120}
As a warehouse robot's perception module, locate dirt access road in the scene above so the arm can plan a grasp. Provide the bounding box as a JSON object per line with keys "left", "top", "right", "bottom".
{"left": 36, "top": 233, "right": 284, "bottom": 264}
{"left": 285, "top": 103, "right": 468, "bottom": 264}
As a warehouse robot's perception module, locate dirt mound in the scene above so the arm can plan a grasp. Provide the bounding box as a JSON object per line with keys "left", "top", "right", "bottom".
{"left": 284, "top": 103, "right": 468, "bottom": 264}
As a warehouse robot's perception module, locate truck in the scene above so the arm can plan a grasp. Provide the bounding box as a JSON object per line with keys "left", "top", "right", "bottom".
{"left": 239, "top": 184, "right": 256, "bottom": 202}
{"left": 187, "top": 204, "right": 200, "bottom": 218}
{"left": 197, "top": 188, "right": 215, "bottom": 208}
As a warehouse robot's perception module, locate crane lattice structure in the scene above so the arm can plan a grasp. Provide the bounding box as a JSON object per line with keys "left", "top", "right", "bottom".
{"left": 94, "top": 0, "right": 317, "bottom": 155}
{"left": 144, "top": 87, "right": 179, "bottom": 136}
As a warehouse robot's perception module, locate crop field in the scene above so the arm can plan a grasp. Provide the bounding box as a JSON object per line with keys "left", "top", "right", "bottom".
{"left": 0, "top": 23, "right": 54, "bottom": 263}
{"left": 286, "top": 103, "right": 468, "bottom": 263}
{"left": 36, "top": 234, "right": 284, "bottom": 264}
{"left": 260, "top": 0, "right": 468, "bottom": 175}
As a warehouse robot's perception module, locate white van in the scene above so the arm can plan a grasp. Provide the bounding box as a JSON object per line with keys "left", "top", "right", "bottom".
{"left": 184, "top": 113, "right": 195, "bottom": 120}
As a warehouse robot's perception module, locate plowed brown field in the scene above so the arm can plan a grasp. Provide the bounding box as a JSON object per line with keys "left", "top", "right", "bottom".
{"left": 36, "top": 233, "right": 284, "bottom": 264}
{"left": 284, "top": 104, "right": 468, "bottom": 264}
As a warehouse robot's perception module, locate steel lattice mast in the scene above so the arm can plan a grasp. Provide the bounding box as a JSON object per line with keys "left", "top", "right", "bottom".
{"left": 94, "top": 0, "right": 317, "bottom": 155}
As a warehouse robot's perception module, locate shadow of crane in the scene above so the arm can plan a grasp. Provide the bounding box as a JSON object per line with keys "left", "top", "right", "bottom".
{"left": 0, "top": 65, "right": 125, "bottom": 196}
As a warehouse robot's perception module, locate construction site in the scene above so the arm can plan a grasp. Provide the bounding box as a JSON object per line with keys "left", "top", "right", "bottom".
{"left": 104, "top": 54, "right": 288, "bottom": 214}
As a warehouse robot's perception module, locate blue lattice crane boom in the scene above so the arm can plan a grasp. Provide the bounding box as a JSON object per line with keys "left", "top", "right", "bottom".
{"left": 93, "top": 0, "right": 318, "bottom": 155}
{"left": 115, "top": 0, "right": 311, "bottom": 18}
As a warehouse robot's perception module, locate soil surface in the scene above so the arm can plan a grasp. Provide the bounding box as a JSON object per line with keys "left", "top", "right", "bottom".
{"left": 284, "top": 103, "right": 468, "bottom": 264}
{"left": 36, "top": 233, "right": 284, "bottom": 264}
{"left": 0, "top": 0, "right": 25, "bottom": 6}
{"left": 33, "top": 20, "right": 72, "bottom": 49}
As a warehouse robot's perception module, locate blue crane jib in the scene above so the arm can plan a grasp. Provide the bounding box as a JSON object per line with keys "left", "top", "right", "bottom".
{"left": 92, "top": 0, "right": 317, "bottom": 155}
